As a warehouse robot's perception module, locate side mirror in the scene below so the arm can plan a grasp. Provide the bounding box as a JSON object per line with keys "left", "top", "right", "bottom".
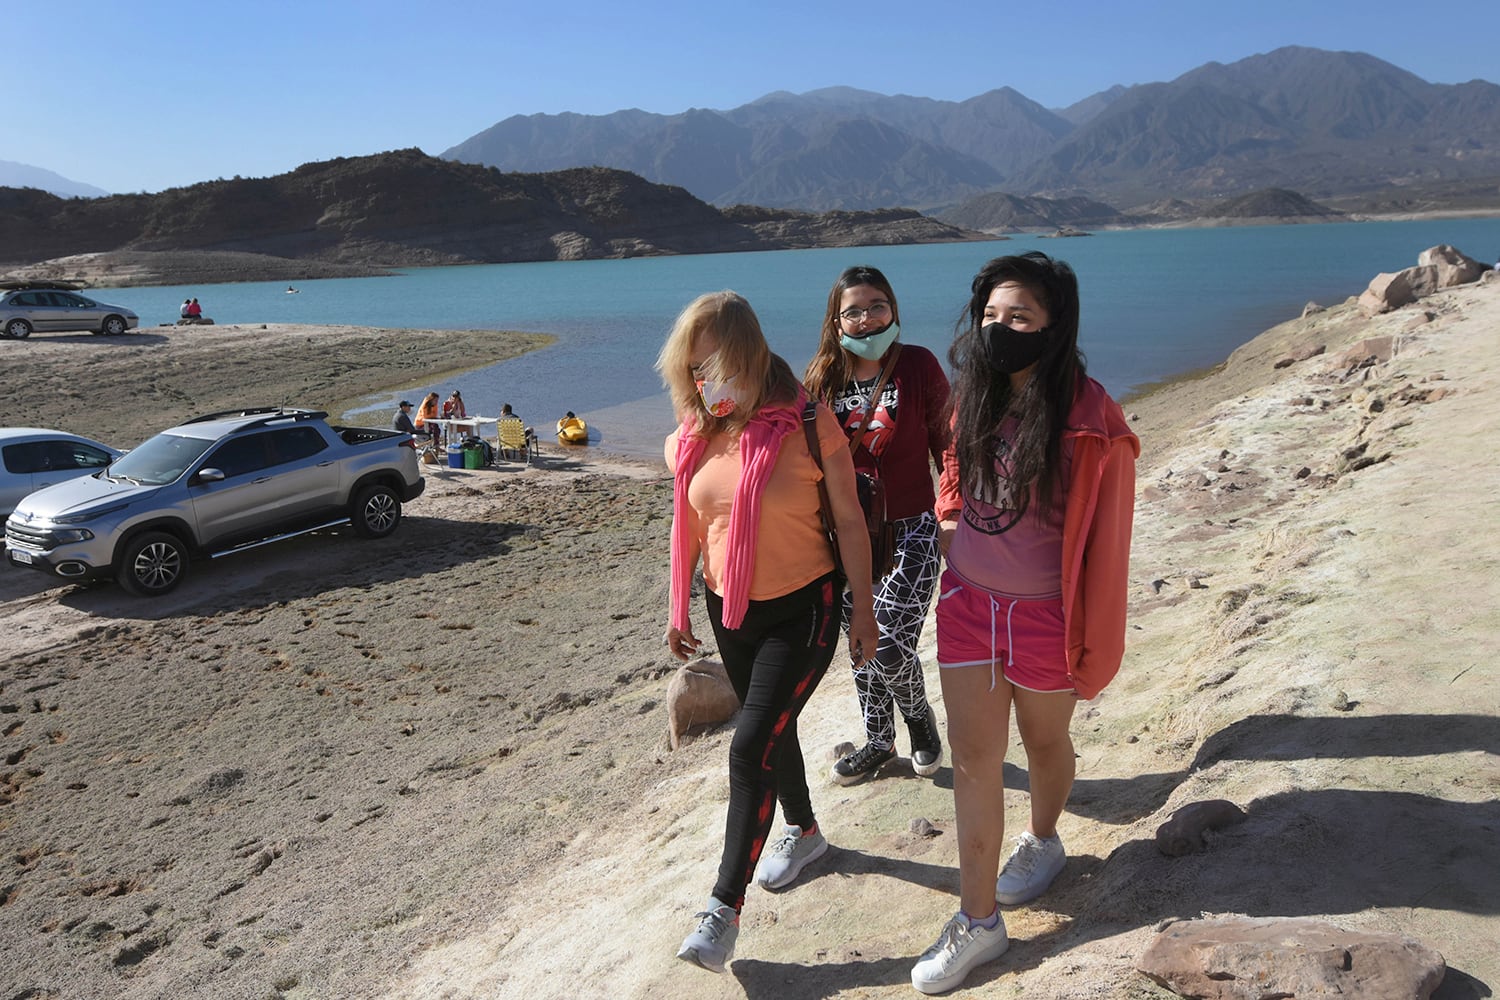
{"left": 195, "top": 467, "right": 226, "bottom": 484}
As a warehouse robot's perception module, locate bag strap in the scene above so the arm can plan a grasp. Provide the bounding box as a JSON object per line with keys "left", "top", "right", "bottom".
{"left": 803, "top": 400, "right": 838, "bottom": 544}
{"left": 847, "top": 343, "right": 901, "bottom": 456}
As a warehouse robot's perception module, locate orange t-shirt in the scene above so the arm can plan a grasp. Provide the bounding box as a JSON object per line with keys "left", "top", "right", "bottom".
{"left": 667, "top": 404, "right": 848, "bottom": 601}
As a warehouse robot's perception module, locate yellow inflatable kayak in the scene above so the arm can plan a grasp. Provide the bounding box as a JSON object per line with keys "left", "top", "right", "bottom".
{"left": 556, "top": 414, "right": 588, "bottom": 445}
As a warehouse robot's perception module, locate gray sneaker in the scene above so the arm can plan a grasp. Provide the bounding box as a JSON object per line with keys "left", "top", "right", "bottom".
{"left": 994, "top": 831, "right": 1066, "bottom": 905}
{"left": 910, "top": 911, "right": 1010, "bottom": 994}
{"left": 753, "top": 824, "right": 829, "bottom": 890}
{"left": 676, "top": 897, "right": 738, "bottom": 973}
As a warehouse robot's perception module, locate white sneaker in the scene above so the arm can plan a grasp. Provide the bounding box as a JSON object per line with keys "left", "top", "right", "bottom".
{"left": 994, "top": 831, "right": 1066, "bottom": 905}
{"left": 910, "top": 911, "right": 1010, "bottom": 994}
{"left": 753, "top": 824, "right": 828, "bottom": 889}
{"left": 676, "top": 897, "right": 738, "bottom": 973}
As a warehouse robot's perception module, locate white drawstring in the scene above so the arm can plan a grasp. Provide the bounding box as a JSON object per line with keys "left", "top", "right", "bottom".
{"left": 987, "top": 596, "right": 1019, "bottom": 692}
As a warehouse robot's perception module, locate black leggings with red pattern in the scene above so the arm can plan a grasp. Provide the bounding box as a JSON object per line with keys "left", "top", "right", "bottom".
{"left": 705, "top": 573, "right": 840, "bottom": 910}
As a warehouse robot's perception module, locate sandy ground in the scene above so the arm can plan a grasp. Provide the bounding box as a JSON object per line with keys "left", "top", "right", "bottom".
{"left": 2, "top": 275, "right": 1498, "bottom": 1000}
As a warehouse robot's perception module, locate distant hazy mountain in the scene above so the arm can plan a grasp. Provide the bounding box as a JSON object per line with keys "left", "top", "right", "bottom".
{"left": 444, "top": 47, "right": 1500, "bottom": 211}
{"left": 1014, "top": 46, "right": 1500, "bottom": 203}
{"left": 0, "top": 160, "right": 108, "bottom": 198}
{"left": 934, "top": 192, "right": 1129, "bottom": 231}
{"left": 445, "top": 86, "right": 1072, "bottom": 210}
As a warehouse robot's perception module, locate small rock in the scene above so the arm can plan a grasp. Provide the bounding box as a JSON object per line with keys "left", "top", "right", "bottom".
{"left": 832, "top": 740, "right": 857, "bottom": 760}
{"left": 1154, "top": 799, "right": 1248, "bottom": 856}
{"left": 1151, "top": 578, "right": 1169, "bottom": 594}
{"left": 666, "top": 658, "right": 740, "bottom": 750}
{"left": 909, "top": 818, "right": 941, "bottom": 838}
{"left": 1187, "top": 576, "right": 1208, "bottom": 590}
{"left": 1294, "top": 467, "right": 1312, "bottom": 480}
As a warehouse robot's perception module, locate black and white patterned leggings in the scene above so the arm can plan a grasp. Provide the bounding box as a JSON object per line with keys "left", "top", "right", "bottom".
{"left": 842, "top": 510, "right": 942, "bottom": 749}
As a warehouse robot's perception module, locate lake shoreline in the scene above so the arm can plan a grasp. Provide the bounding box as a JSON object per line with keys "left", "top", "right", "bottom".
{"left": 6, "top": 207, "right": 1499, "bottom": 289}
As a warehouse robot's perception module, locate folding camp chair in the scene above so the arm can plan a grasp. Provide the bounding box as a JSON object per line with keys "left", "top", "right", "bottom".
{"left": 496, "top": 416, "right": 536, "bottom": 464}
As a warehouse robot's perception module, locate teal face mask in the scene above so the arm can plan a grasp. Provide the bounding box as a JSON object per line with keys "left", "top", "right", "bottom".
{"left": 840, "top": 322, "right": 900, "bottom": 361}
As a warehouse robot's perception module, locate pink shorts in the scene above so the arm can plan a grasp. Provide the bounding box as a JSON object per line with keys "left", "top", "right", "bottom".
{"left": 935, "top": 570, "right": 1071, "bottom": 693}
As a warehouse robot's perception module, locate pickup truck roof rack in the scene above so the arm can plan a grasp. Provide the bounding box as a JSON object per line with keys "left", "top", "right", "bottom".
{"left": 182, "top": 407, "right": 329, "bottom": 429}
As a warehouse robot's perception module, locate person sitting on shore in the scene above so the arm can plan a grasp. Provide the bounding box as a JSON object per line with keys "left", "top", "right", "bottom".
{"left": 500, "top": 403, "right": 534, "bottom": 445}
{"left": 416, "top": 392, "right": 442, "bottom": 446}
{"left": 442, "top": 390, "right": 467, "bottom": 421}
{"left": 393, "top": 400, "right": 430, "bottom": 442}
{"left": 180, "top": 299, "right": 192, "bottom": 319}
{"left": 186, "top": 298, "right": 202, "bottom": 319}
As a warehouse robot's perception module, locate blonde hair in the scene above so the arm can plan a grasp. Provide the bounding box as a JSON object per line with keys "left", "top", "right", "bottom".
{"left": 656, "top": 290, "right": 799, "bottom": 436}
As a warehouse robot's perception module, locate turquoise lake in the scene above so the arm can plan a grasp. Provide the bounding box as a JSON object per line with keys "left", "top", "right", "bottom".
{"left": 95, "top": 218, "right": 1500, "bottom": 457}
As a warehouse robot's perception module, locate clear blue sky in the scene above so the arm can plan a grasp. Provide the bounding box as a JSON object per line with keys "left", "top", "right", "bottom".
{"left": 10, "top": 0, "right": 1499, "bottom": 194}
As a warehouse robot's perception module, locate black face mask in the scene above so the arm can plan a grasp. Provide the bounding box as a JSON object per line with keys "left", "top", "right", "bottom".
{"left": 981, "top": 322, "right": 1049, "bottom": 374}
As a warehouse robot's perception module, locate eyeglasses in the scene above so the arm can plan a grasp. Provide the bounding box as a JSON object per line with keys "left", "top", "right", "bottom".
{"left": 839, "top": 302, "right": 891, "bottom": 324}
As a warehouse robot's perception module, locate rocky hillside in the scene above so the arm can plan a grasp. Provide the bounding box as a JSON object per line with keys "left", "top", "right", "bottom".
{"left": 0, "top": 150, "right": 985, "bottom": 277}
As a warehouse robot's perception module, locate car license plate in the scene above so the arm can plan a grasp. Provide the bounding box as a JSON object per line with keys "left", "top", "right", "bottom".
{"left": 9, "top": 548, "right": 33, "bottom": 564}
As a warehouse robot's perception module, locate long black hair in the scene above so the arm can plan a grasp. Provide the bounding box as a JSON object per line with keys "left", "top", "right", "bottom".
{"left": 948, "top": 252, "right": 1085, "bottom": 522}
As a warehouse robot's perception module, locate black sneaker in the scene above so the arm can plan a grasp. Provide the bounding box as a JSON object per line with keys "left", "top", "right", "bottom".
{"left": 907, "top": 707, "right": 943, "bottom": 777}
{"left": 831, "top": 742, "right": 897, "bottom": 786}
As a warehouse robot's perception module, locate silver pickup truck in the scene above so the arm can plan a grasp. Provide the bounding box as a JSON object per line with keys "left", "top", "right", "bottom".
{"left": 4, "top": 407, "right": 424, "bottom": 597}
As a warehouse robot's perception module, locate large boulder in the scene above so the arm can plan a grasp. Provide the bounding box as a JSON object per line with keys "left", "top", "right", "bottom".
{"left": 1416, "top": 244, "right": 1484, "bottom": 288}
{"left": 1138, "top": 916, "right": 1446, "bottom": 999}
{"left": 1357, "top": 266, "right": 1436, "bottom": 315}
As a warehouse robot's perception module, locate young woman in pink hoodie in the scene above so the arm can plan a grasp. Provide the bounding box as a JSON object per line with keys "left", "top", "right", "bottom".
{"left": 912, "top": 253, "right": 1139, "bottom": 994}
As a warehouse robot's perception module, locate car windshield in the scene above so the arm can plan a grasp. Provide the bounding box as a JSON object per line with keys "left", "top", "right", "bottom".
{"left": 108, "top": 433, "right": 213, "bottom": 485}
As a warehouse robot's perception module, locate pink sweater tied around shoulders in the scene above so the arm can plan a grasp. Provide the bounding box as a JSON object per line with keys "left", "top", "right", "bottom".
{"left": 671, "top": 396, "right": 805, "bottom": 632}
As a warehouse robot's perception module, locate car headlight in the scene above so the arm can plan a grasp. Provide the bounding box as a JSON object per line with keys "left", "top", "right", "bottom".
{"left": 54, "top": 503, "right": 129, "bottom": 525}
{"left": 51, "top": 528, "right": 95, "bottom": 543}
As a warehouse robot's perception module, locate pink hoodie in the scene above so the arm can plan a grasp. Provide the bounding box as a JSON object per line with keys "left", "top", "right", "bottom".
{"left": 938, "top": 377, "right": 1139, "bottom": 699}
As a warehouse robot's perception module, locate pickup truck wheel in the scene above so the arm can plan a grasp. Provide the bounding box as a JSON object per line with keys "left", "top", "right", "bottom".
{"left": 351, "top": 484, "right": 401, "bottom": 538}
{"left": 117, "top": 531, "right": 188, "bottom": 597}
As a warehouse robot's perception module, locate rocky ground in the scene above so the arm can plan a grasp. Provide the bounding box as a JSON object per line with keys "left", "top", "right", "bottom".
{"left": 2, "top": 273, "right": 1498, "bottom": 999}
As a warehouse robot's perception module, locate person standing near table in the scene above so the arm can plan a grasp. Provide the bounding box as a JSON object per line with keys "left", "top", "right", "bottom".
{"left": 804, "top": 265, "right": 950, "bottom": 788}
{"left": 660, "top": 290, "right": 877, "bottom": 975}
{"left": 909, "top": 252, "right": 1137, "bottom": 994}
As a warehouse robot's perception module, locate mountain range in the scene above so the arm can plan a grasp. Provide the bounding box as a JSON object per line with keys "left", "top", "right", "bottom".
{"left": 444, "top": 46, "right": 1500, "bottom": 213}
